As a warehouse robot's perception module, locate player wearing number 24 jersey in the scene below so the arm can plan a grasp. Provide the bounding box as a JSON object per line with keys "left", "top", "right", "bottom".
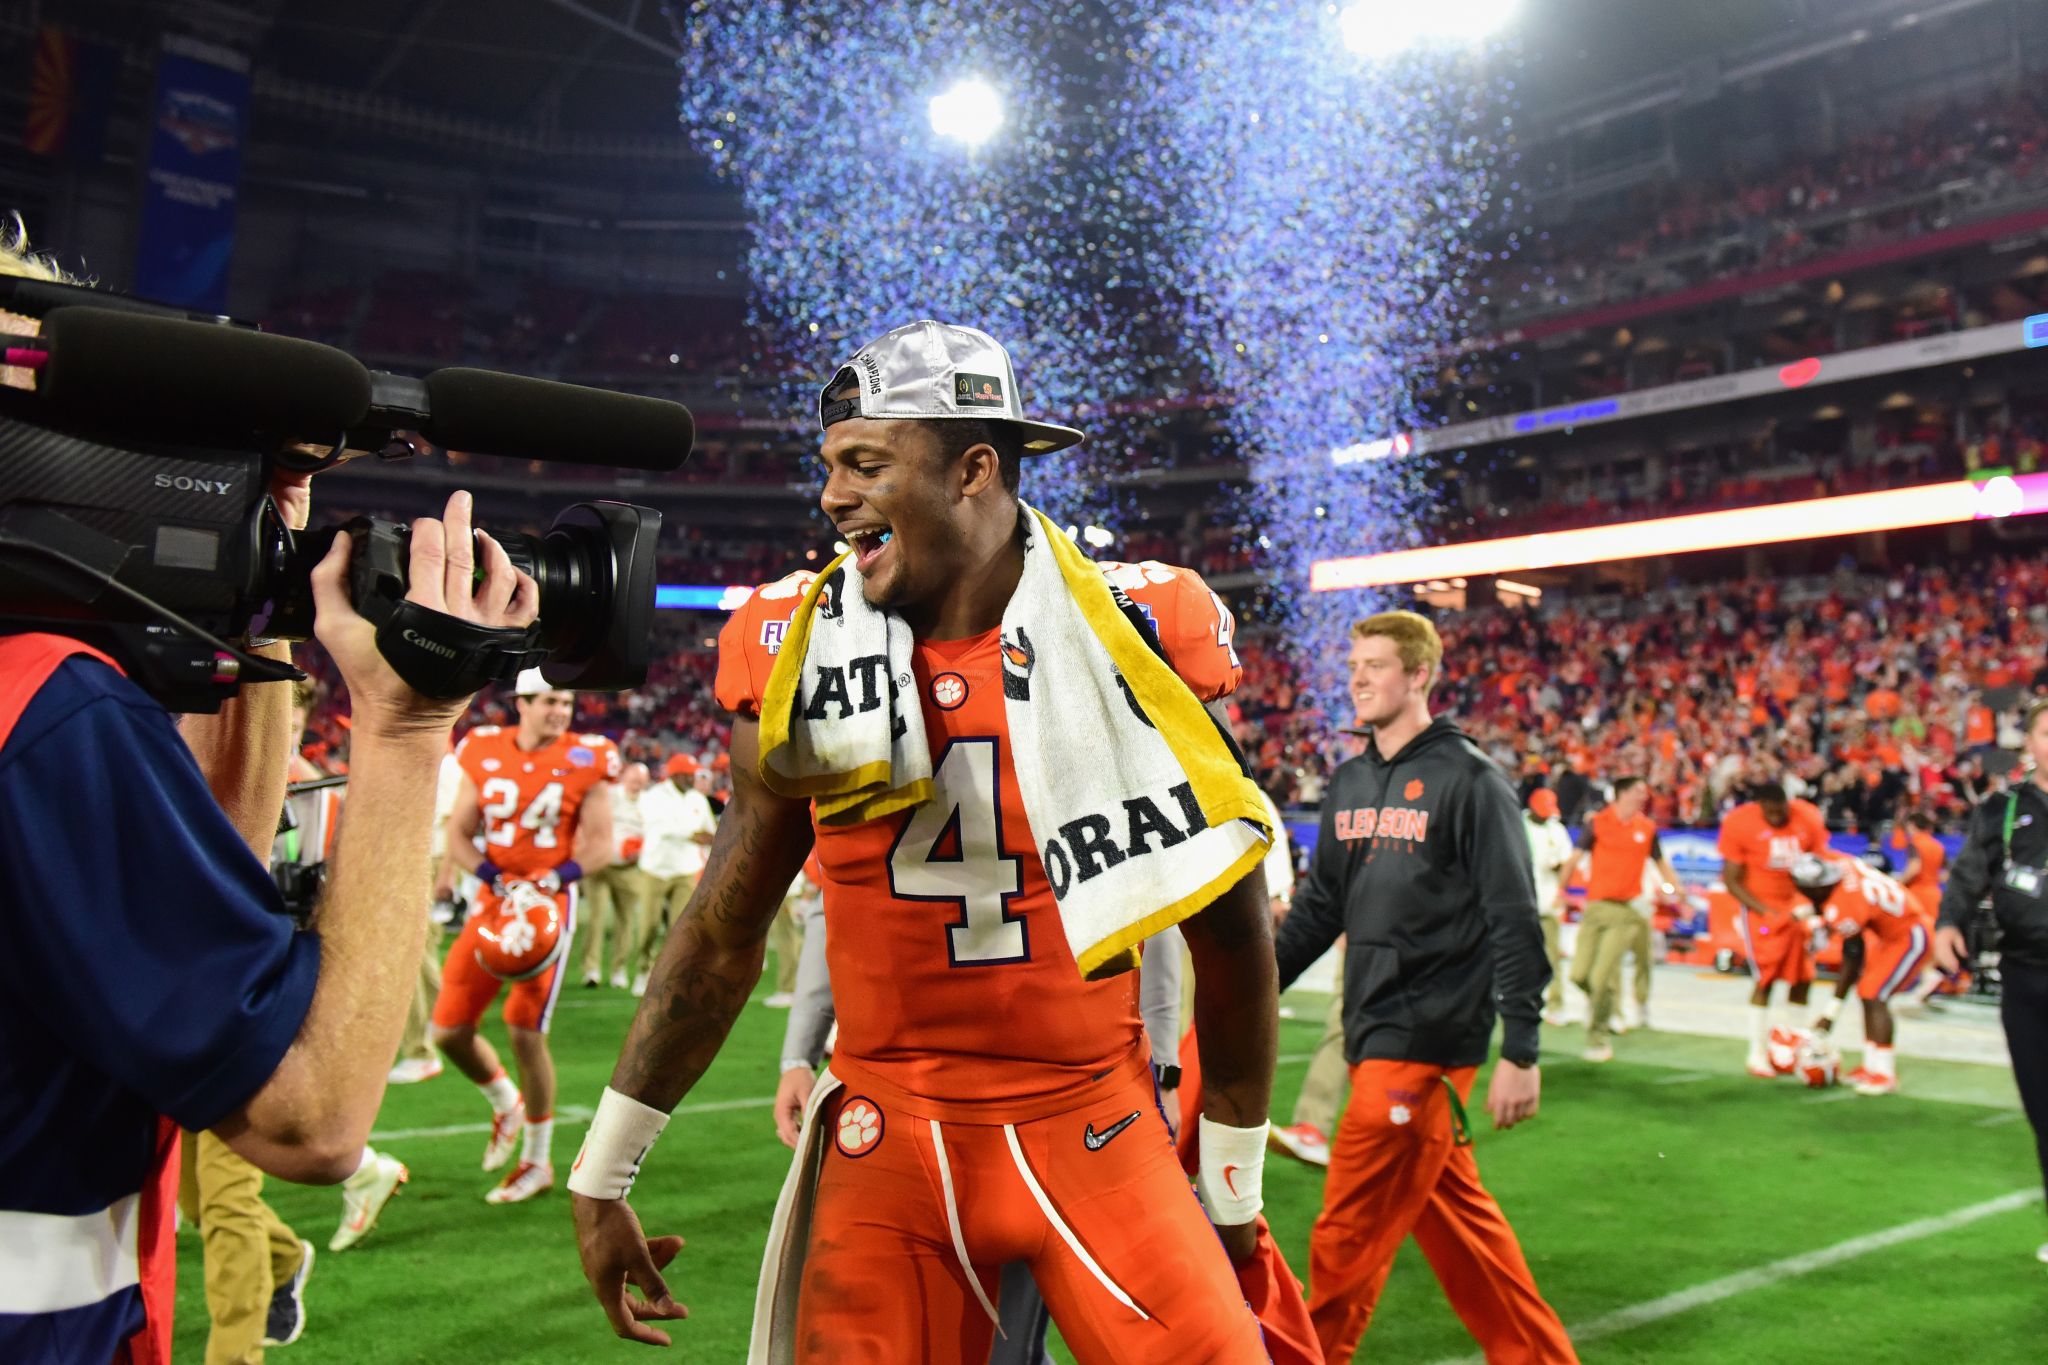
{"left": 432, "top": 673, "right": 617, "bottom": 1205}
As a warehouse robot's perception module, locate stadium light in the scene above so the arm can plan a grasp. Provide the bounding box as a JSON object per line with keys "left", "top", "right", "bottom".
{"left": 1309, "top": 473, "right": 2048, "bottom": 591}
{"left": 1339, "top": 0, "right": 1519, "bottom": 59}
{"left": 929, "top": 77, "right": 1005, "bottom": 147}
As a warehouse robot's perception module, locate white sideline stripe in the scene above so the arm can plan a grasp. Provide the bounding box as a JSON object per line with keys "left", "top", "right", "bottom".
{"left": 1974, "top": 1111, "right": 2026, "bottom": 1128}
{"left": 1802, "top": 1090, "right": 1861, "bottom": 1104}
{"left": 368, "top": 1096, "right": 779, "bottom": 1143}
{"left": 1434, "top": 1189, "right": 2042, "bottom": 1365}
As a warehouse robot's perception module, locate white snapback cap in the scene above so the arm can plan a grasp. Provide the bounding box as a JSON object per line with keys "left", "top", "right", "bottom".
{"left": 513, "top": 667, "right": 554, "bottom": 697}
{"left": 818, "top": 319, "right": 1085, "bottom": 455}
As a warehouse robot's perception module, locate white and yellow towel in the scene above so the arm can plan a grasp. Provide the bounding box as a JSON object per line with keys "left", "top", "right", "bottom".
{"left": 758, "top": 503, "right": 1270, "bottom": 977}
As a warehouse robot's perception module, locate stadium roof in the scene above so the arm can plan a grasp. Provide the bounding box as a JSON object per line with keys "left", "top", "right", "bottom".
{"left": 10, "top": 0, "right": 694, "bottom": 163}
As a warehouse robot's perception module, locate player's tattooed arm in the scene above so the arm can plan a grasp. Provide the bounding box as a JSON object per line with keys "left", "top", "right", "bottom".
{"left": 1180, "top": 863, "right": 1278, "bottom": 1129}
{"left": 609, "top": 716, "right": 814, "bottom": 1108}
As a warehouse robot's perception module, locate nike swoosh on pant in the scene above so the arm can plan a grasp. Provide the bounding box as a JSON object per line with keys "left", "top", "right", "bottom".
{"left": 1083, "top": 1110, "right": 1142, "bottom": 1150}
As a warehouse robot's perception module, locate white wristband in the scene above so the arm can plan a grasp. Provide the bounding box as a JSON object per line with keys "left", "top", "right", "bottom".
{"left": 566, "top": 1087, "right": 671, "bottom": 1200}
{"left": 1196, "top": 1116, "right": 1269, "bottom": 1226}
{"left": 779, "top": 1057, "right": 816, "bottom": 1075}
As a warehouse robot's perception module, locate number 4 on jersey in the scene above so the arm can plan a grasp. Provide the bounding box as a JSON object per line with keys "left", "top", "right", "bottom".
{"left": 888, "top": 739, "right": 1028, "bottom": 966}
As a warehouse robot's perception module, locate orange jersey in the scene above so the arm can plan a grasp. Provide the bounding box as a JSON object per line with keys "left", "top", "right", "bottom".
{"left": 1581, "top": 806, "right": 1659, "bottom": 903}
{"left": 717, "top": 558, "right": 1240, "bottom": 1120}
{"left": 454, "top": 725, "right": 620, "bottom": 878}
{"left": 1823, "top": 860, "right": 1934, "bottom": 945}
{"left": 1717, "top": 798, "right": 1828, "bottom": 914}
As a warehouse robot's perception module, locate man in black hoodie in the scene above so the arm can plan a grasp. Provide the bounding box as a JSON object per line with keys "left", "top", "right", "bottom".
{"left": 1275, "top": 611, "right": 1575, "bottom": 1365}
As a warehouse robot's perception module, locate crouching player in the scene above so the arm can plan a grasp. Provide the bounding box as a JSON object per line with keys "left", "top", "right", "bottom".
{"left": 1794, "top": 853, "right": 1933, "bottom": 1096}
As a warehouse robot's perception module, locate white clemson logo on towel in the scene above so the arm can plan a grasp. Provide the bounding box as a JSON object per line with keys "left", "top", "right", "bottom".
{"left": 836, "top": 1098, "right": 883, "bottom": 1157}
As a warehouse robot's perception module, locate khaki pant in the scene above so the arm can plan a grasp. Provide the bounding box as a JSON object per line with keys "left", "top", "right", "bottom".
{"left": 1540, "top": 916, "right": 1565, "bottom": 1010}
{"left": 632, "top": 870, "right": 697, "bottom": 979}
{"left": 1570, "top": 900, "right": 1638, "bottom": 1046}
{"left": 178, "top": 1130, "right": 305, "bottom": 1365}
{"left": 577, "top": 862, "right": 648, "bottom": 982}
{"left": 767, "top": 895, "right": 804, "bottom": 994}
{"left": 1625, "top": 911, "right": 1653, "bottom": 1010}
{"left": 1292, "top": 945, "right": 1350, "bottom": 1135}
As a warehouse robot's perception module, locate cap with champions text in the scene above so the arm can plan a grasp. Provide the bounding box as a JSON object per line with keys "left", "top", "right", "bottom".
{"left": 818, "top": 319, "right": 1085, "bottom": 455}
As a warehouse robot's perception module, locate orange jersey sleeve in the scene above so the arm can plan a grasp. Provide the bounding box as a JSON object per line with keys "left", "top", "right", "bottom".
{"left": 1099, "top": 560, "right": 1243, "bottom": 702}
{"left": 715, "top": 570, "right": 817, "bottom": 718}
{"left": 1716, "top": 803, "right": 1759, "bottom": 865}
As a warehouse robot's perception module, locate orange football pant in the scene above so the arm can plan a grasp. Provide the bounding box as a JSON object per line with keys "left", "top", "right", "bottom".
{"left": 1309, "top": 1061, "right": 1576, "bottom": 1364}
{"left": 430, "top": 888, "right": 573, "bottom": 1034}
{"left": 795, "top": 1067, "right": 1270, "bottom": 1364}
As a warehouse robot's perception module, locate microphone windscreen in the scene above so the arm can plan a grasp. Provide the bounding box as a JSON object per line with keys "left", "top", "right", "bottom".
{"left": 38, "top": 307, "right": 373, "bottom": 442}
{"left": 422, "top": 368, "right": 693, "bottom": 473}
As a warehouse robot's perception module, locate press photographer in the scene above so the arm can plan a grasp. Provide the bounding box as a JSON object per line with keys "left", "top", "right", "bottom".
{"left": 0, "top": 233, "right": 687, "bottom": 1363}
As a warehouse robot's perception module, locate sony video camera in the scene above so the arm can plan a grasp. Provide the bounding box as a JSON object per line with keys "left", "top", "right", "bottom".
{"left": 0, "top": 276, "right": 694, "bottom": 711}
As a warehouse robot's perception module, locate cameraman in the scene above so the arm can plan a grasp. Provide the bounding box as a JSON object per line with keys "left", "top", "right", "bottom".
{"left": 0, "top": 427, "right": 536, "bottom": 1365}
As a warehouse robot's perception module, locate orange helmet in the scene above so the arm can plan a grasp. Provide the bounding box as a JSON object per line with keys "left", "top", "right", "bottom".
{"left": 475, "top": 882, "right": 566, "bottom": 982}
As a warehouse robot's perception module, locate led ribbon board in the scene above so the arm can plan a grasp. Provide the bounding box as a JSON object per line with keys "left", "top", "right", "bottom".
{"left": 1309, "top": 474, "right": 2048, "bottom": 591}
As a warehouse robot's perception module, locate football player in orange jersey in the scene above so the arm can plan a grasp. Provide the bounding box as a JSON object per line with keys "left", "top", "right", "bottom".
{"left": 1717, "top": 780, "right": 1831, "bottom": 1077}
{"left": 1795, "top": 853, "right": 1934, "bottom": 1096}
{"left": 570, "top": 323, "right": 1287, "bottom": 1363}
{"left": 433, "top": 669, "right": 616, "bottom": 1204}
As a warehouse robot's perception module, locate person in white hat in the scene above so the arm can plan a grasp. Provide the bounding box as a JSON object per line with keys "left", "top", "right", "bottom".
{"left": 569, "top": 321, "right": 1304, "bottom": 1362}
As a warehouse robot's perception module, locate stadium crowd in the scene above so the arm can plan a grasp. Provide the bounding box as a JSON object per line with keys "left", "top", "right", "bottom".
{"left": 296, "top": 531, "right": 2048, "bottom": 845}
{"left": 1493, "top": 89, "right": 2048, "bottom": 327}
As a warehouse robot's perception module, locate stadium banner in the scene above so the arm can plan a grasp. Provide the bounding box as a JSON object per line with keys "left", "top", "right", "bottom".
{"left": 133, "top": 35, "right": 250, "bottom": 313}
{"left": 1293, "top": 819, "right": 1962, "bottom": 882}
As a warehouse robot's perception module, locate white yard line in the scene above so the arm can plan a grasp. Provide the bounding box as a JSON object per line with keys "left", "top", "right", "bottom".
{"left": 368, "top": 1095, "right": 778, "bottom": 1144}
{"left": 1435, "top": 1189, "right": 2043, "bottom": 1364}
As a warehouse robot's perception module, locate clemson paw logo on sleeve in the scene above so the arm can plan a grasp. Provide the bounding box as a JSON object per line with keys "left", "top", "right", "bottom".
{"left": 1404, "top": 779, "right": 1424, "bottom": 801}
{"left": 836, "top": 1097, "right": 884, "bottom": 1158}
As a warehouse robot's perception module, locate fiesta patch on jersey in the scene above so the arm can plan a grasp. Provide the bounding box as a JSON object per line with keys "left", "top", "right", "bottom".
{"left": 930, "top": 672, "right": 969, "bottom": 710}
{"left": 836, "top": 1096, "right": 884, "bottom": 1158}
{"left": 568, "top": 746, "right": 595, "bottom": 768}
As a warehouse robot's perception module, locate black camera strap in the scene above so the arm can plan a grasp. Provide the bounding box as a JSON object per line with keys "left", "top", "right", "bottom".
{"left": 371, "top": 598, "right": 546, "bottom": 700}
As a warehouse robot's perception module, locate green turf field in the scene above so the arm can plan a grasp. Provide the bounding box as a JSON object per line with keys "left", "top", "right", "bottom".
{"left": 175, "top": 976, "right": 2048, "bottom": 1363}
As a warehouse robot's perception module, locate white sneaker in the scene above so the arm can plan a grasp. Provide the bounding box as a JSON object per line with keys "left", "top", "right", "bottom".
{"left": 763, "top": 992, "right": 795, "bottom": 1009}
{"left": 610, "top": 970, "right": 630, "bottom": 989}
{"left": 1746, "top": 1052, "right": 1778, "bottom": 1079}
{"left": 2035, "top": 1242, "right": 2048, "bottom": 1265}
{"left": 1543, "top": 1009, "right": 1570, "bottom": 1027}
{"left": 1582, "top": 1043, "right": 1614, "bottom": 1063}
{"left": 1625, "top": 1001, "right": 1649, "bottom": 1030}
{"left": 582, "top": 972, "right": 601, "bottom": 988}
{"left": 1608, "top": 1013, "right": 1630, "bottom": 1037}
{"left": 631, "top": 973, "right": 649, "bottom": 998}
{"left": 386, "top": 1056, "right": 443, "bottom": 1085}
{"left": 485, "top": 1161, "right": 554, "bottom": 1205}
{"left": 483, "top": 1097, "right": 525, "bottom": 1172}
{"left": 1269, "top": 1123, "right": 1332, "bottom": 1168}
{"left": 330, "top": 1153, "right": 408, "bottom": 1252}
